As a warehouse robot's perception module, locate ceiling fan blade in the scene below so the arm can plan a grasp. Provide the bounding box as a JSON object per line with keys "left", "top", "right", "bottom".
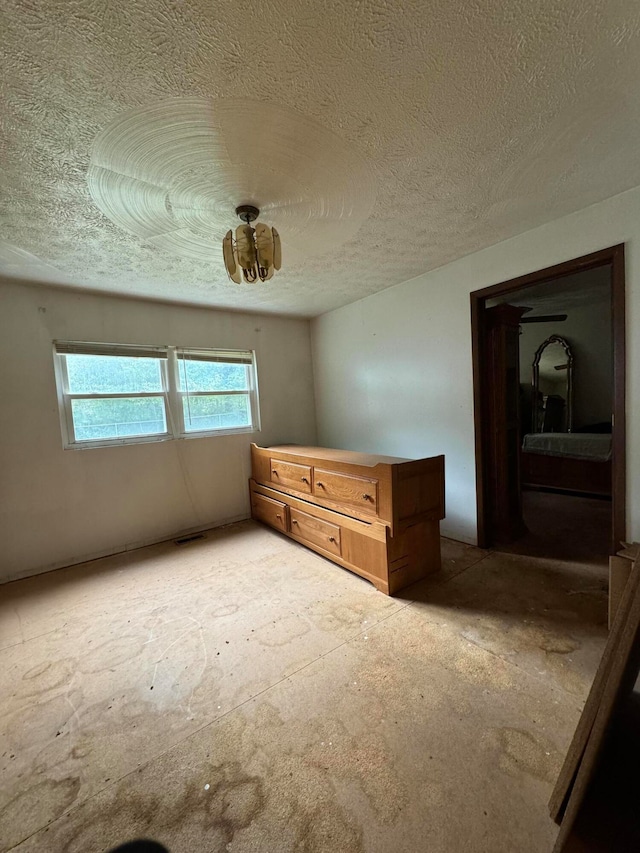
{"left": 520, "top": 314, "right": 568, "bottom": 323}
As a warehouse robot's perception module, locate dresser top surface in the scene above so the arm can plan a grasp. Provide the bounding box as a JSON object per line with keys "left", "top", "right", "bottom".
{"left": 258, "top": 444, "right": 413, "bottom": 468}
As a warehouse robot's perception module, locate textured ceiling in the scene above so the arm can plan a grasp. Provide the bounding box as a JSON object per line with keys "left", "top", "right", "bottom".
{"left": 2, "top": 1, "right": 640, "bottom": 317}
{"left": 87, "top": 98, "right": 376, "bottom": 268}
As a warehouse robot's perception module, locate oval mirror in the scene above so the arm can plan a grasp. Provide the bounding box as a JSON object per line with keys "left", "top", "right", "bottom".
{"left": 532, "top": 335, "right": 573, "bottom": 432}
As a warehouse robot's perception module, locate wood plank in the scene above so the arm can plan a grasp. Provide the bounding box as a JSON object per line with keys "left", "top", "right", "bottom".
{"left": 609, "top": 555, "right": 633, "bottom": 630}
{"left": 561, "top": 691, "right": 640, "bottom": 852}
{"left": 549, "top": 551, "right": 640, "bottom": 822}
{"left": 551, "top": 555, "right": 640, "bottom": 849}
{"left": 617, "top": 543, "right": 640, "bottom": 561}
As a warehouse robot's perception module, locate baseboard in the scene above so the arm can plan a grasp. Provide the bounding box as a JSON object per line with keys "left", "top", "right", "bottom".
{"left": 1, "top": 513, "right": 251, "bottom": 586}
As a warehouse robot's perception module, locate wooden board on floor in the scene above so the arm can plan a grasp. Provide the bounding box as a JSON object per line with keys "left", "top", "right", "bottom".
{"left": 549, "top": 545, "right": 640, "bottom": 822}
{"left": 617, "top": 542, "right": 640, "bottom": 561}
{"left": 560, "top": 693, "right": 640, "bottom": 852}
{"left": 551, "top": 549, "right": 640, "bottom": 850}
{"left": 609, "top": 555, "right": 633, "bottom": 629}
{"left": 549, "top": 557, "right": 639, "bottom": 822}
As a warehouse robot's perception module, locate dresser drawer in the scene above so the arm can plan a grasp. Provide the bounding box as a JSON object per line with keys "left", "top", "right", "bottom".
{"left": 313, "top": 468, "right": 378, "bottom": 515}
{"left": 251, "top": 493, "right": 288, "bottom": 532}
{"left": 289, "top": 507, "right": 341, "bottom": 556}
{"left": 270, "top": 458, "right": 312, "bottom": 493}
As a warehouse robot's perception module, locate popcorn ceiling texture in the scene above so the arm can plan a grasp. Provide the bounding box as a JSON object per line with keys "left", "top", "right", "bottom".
{"left": 2, "top": 0, "right": 640, "bottom": 316}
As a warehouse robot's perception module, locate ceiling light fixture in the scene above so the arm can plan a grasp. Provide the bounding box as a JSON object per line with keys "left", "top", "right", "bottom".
{"left": 222, "top": 205, "right": 282, "bottom": 284}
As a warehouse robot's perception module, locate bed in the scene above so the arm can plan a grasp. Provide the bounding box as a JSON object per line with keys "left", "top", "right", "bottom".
{"left": 521, "top": 432, "right": 612, "bottom": 497}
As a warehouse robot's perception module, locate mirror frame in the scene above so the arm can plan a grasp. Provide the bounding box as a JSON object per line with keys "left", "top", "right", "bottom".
{"left": 531, "top": 334, "right": 574, "bottom": 433}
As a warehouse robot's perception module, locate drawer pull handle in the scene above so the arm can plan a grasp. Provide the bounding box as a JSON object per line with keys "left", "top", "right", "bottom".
{"left": 292, "top": 519, "right": 298, "bottom": 525}
{"left": 316, "top": 481, "right": 324, "bottom": 488}
{"left": 301, "top": 476, "right": 309, "bottom": 483}
{"left": 276, "top": 514, "right": 282, "bottom": 520}
{"left": 328, "top": 536, "right": 336, "bottom": 543}
{"left": 272, "top": 469, "right": 279, "bottom": 475}
{"left": 362, "top": 493, "right": 372, "bottom": 501}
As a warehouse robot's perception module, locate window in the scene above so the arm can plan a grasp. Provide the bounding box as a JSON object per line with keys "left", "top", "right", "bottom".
{"left": 54, "top": 342, "right": 260, "bottom": 448}
{"left": 177, "top": 350, "right": 254, "bottom": 434}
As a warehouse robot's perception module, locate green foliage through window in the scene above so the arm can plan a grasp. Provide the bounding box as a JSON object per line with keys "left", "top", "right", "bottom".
{"left": 177, "top": 359, "right": 248, "bottom": 392}
{"left": 71, "top": 397, "right": 166, "bottom": 440}
{"left": 182, "top": 394, "right": 250, "bottom": 432}
{"left": 55, "top": 344, "right": 258, "bottom": 446}
{"left": 66, "top": 355, "right": 163, "bottom": 394}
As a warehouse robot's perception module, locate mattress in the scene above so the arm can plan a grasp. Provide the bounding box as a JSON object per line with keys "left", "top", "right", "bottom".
{"left": 521, "top": 432, "right": 612, "bottom": 462}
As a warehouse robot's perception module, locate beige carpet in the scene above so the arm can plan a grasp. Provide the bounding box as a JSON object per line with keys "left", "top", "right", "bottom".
{"left": 0, "top": 521, "right": 608, "bottom": 852}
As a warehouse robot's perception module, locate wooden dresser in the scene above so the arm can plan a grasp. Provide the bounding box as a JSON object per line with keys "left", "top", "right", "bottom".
{"left": 249, "top": 443, "right": 445, "bottom": 595}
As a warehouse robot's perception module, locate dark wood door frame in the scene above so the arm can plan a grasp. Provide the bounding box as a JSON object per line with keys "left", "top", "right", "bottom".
{"left": 471, "top": 244, "right": 626, "bottom": 552}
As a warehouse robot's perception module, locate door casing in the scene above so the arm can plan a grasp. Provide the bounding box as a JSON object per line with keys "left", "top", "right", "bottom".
{"left": 470, "top": 244, "right": 626, "bottom": 552}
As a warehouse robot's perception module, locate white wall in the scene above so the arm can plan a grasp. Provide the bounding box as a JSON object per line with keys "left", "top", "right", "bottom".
{"left": 312, "top": 185, "right": 640, "bottom": 545}
{"left": 0, "top": 280, "right": 316, "bottom": 582}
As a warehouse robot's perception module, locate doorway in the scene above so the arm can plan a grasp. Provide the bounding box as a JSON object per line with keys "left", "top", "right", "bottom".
{"left": 470, "top": 245, "right": 625, "bottom": 556}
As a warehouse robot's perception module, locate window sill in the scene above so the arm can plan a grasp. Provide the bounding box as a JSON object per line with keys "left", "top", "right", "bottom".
{"left": 63, "top": 426, "right": 260, "bottom": 450}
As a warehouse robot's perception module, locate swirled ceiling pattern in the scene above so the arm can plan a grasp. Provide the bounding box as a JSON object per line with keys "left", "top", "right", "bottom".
{"left": 2, "top": 0, "right": 640, "bottom": 315}
{"left": 87, "top": 98, "right": 376, "bottom": 266}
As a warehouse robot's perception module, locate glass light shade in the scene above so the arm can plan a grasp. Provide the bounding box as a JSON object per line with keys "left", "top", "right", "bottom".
{"left": 222, "top": 217, "right": 282, "bottom": 284}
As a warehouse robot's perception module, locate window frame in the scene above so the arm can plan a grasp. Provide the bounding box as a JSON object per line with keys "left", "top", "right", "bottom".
{"left": 173, "top": 348, "right": 260, "bottom": 440}
{"left": 53, "top": 342, "right": 261, "bottom": 450}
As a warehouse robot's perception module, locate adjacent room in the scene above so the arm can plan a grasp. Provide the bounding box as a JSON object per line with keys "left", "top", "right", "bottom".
{"left": 483, "top": 263, "right": 616, "bottom": 568}
{"left": 2, "top": 2, "right": 640, "bottom": 852}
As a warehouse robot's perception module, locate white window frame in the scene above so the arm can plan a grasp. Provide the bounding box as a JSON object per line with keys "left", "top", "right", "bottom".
{"left": 53, "top": 342, "right": 261, "bottom": 450}
{"left": 173, "top": 348, "right": 260, "bottom": 440}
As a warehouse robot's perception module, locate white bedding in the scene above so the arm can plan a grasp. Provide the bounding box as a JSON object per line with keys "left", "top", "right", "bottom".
{"left": 522, "top": 432, "right": 612, "bottom": 462}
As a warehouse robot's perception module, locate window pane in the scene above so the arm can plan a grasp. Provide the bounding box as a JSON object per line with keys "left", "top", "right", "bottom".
{"left": 177, "top": 359, "right": 248, "bottom": 392}
{"left": 182, "top": 394, "right": 251, "bottom": 432}
{"left": 71, "top": 397, "right": 167, "bottom": 441}
{"left": 66, "top": 355, "right": 164, "bottom": 394}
